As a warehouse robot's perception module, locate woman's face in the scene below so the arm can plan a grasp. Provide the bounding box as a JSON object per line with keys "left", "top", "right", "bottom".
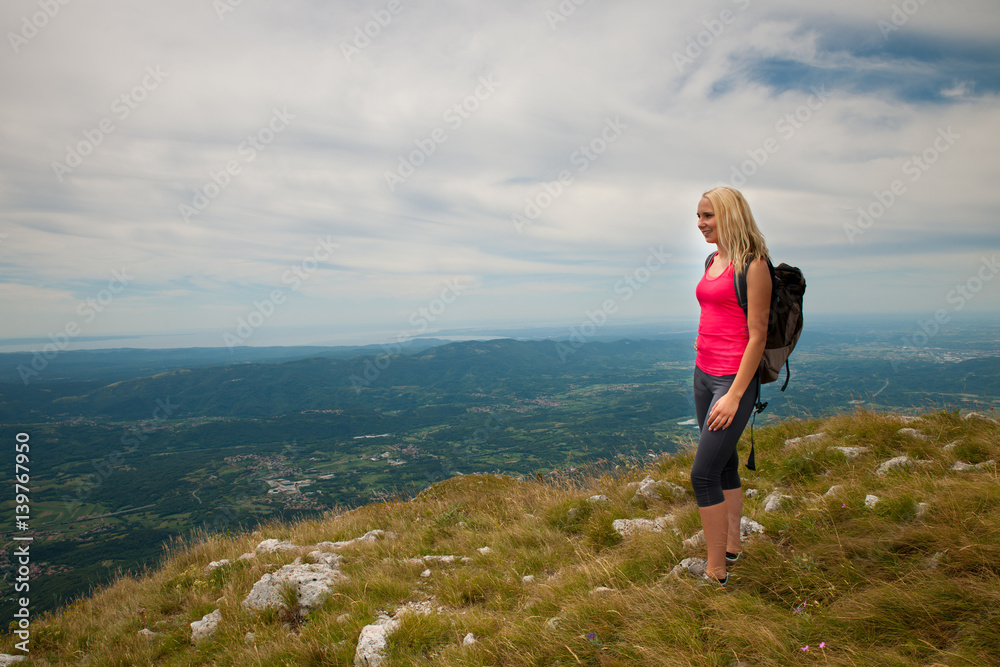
{"left": 696, "top": 197, "right": 718, "bottom": 245}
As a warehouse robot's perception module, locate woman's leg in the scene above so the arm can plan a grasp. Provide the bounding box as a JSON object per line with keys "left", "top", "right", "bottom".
{"left": 691, "top": 369, "right": 757, "bottom": 579}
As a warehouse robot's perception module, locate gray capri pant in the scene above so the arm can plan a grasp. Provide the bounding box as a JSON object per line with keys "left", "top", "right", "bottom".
{"left": 691, "top": 366, "right": 758, "bottom": 507}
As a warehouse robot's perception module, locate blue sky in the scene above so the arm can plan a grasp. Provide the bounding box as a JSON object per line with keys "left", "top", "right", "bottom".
{"left": 1, "top": 0, "right": 999, "bottom": 350}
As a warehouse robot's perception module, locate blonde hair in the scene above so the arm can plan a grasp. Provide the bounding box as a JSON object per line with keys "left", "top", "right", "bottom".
{"left": 702, "top": 186, "right": 769, "bottom": 276}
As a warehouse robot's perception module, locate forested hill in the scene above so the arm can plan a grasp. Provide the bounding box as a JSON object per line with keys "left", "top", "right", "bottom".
{"left": 0, "top": 338, "right": 696, "bottom": 421}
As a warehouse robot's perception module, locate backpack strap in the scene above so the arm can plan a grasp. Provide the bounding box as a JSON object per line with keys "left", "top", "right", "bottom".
{"left": 745, "top": 374, "right": 764, "bottom": 471}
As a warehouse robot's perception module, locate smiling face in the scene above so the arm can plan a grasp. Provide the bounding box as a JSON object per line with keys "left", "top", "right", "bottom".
{"left": 696, "top": 197, "right": 718, "bottom": 246}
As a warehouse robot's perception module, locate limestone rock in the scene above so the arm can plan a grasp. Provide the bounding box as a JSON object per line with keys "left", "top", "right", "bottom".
{"left": 864, "top": 494, "right": 880, "bottom": 509}
{"left": 943, "top": 440, "right": 960, "bottom": 452}
{"left": 355, "top": 601, "right": 434, "bottom": 667}
{"left": 587, "top": 494, "right": 609, "bottom": 504}
{"left": 522, "top": 575, "right": 535, "bottom": 583}
{"left": 0, "top": 656, "right": 26, "bottom": 665}
{"left": 952, "top": 460, "right": 996, "bottom": 472}
{"left": 823, "top": 485, "right": 844, "bottom": 497}
{"left": 420, "top": 569, "right": 431, "bottom": 578}
{"left": 544, "top": 616, "right": 563, "bottom": 631}
{"left": 243, "top": 562, "right": 346, "bottom": 613}
{"left": 238, "top": 552, "right": 255, "bottom": 561}
{"left": 744, "top": 488, "right": 761, "bottom": 497}
{"left": 897, "top": 428, "right": 929, "bottom": 440}
{"left": 629, "top": 477, "right": 686, "bottom": 506}
{"left": 963, "top": 411, "right": 999, "bottom": 424}
{"left": 190, "top": 609, "right": 222, "bottom": 644}
{"left": 138, "top": 628, "right": 157, "bottom": 640}
{"left": 683, "top": 530, "right": 705, "bottom": 549}
{"left": 244, "top": 631, "right": 256, "bottom": 644}
{"left": 831, "top": 446, "right": 869, "bottom": 459}
{"left": 612, "top": 514, "right": 678, "bottom": 538}
{"left": 740, "top": 517, "right": 765, "bottom": 537}
{"left": 318, "top": 529, "right": 395, "bottom": 551}
{"left": 915, "top": 502, "right": 929, "bottom": 518}
{"left": 205, "top": 559, "right": 230, "bottom": 573}
{"left": 463, "top": 632, "right": 477, "bottom": 646}
{"left": 308, "top": 550, "right": 343, "bottom": 567}
{"left": 669, "top": 557, "right": 706, "bottom": 578}
{"left": 254, "top": 539, "right": 302, "bottom": 554}
{"left": 896, "top": 415, "right": 920, "bottom": 424}
{"left": 784, "top": 433, "right": 826, "bottom": 449}
{"left": 478, "top": 546, "right": 492, "bottom": 555}
{"left": 421, "top": 555, "right": 457, "bottom": 564}
{"left": 764, "top": 489, "right": 792, "bottom": 512}
{"left": 355, "top": 614, "right": 400, "bottom": 667}
{"left": 876, "top": 456, "right": 914, "bottom": 476}
{"left": 590, "top": 586, "right": 615, "bottom": 595}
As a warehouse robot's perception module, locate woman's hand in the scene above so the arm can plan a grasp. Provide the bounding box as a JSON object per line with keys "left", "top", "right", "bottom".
{"left": 707, "top": 391, "right": 741, "bottom": 431}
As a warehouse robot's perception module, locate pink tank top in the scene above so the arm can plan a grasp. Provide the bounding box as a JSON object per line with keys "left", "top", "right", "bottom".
{"left": 696, "top": 255, "right": 749, "bottom": 376}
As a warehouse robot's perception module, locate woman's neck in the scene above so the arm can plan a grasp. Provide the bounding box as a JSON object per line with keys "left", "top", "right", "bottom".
{"left": 715, "top": 246, "right": 731, "bottom": 264}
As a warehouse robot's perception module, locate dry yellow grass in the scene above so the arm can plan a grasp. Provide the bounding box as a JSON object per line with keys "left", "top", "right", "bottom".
{"left": 5, "top": 409, "right": 998, "bottom": 666}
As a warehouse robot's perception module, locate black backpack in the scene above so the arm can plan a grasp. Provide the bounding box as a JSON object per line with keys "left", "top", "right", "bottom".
{"left": 704, "top": 253, "right": 806, "bottom": 468}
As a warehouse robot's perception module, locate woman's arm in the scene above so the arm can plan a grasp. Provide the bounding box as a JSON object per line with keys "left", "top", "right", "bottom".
{"left": 706, "top": 257, "right": 772, "bottom": 431}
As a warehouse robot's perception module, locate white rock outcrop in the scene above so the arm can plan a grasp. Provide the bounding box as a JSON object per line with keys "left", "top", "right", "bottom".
{"left": 190, "top": 609, "right": 222, "bottom": 644}
{"left": 784, "top": 433, "right": 826, "bottom": 449}
{"left": 318, "top": 529, "right": 395, "bottom": 551}
{"left": 587, "top": 495, "right": 609, "bottom": 504}
{"left": 952, "top": 460, "right": 995, "bottom": 472}
{"left": 682, "top": 530, "right": 705, "bottom": 549}
{"left": 628, "top": 477, "right": 687, "bottom": 505}
{"left": 764, "top": 489, "right": 792, "bottom": 512}
{"left": 254, "top": 539, "right": 303, "bottom": 554}
{"left": 204, "top": 559, "right": 230, "bottom": 573}
{"left": 823, "top": 485, "right": 844, "bottom": 497}
{"left": 740, "top": 517, "right": 765, "bottom": 537}
{"left": 897, "top": 428, "right": 929, "bottom": 440}
{"left": 354, "top": 602, "right": 436, "bottom": 667}
{"left": 864, "top": 494, "right": 880, "bottom": 509}
{"left": 876, "top": 455, "right": 915, "bottom": 476}
{"left": 243, "top": 562, "right": 346, "bottom": 614}
{"left": 831, "top": 446, "right": 869, "bottom": 459}
{"left": 612, "top": 514, "right": 678, "bottom": 538}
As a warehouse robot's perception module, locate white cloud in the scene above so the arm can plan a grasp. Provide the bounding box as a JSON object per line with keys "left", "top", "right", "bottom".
{"left": 1, "top": 0, "right": 999, "bottom": 342}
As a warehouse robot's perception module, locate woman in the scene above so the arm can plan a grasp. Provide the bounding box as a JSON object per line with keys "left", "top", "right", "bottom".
{"left": 691, "top": 186, "right": 771, "bottom": 585}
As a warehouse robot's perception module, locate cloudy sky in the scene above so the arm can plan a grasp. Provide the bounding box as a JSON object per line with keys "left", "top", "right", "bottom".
{"left": 2, "top": 0, "right": 999, "bottom": 349}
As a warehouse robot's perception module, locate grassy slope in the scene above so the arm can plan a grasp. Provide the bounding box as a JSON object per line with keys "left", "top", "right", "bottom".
{"left": 5, "top": 409, "right": 999, "bottom": 666}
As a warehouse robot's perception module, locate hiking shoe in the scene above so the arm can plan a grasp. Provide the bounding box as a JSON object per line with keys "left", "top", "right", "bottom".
{"left": 726, "top": 551, "right": 741, "bottom": 565}
{"left": 702, "top": 572, "right": 729, "bottom": 587}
